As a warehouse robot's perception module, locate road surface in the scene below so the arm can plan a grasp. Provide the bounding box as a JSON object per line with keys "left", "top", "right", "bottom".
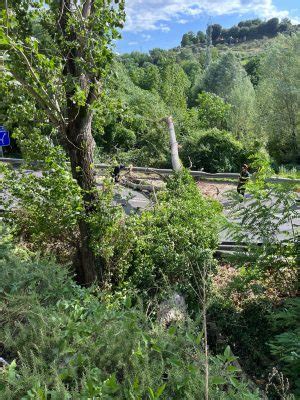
{"left": 1, "top": 171, "right": 299, "bottom": 245}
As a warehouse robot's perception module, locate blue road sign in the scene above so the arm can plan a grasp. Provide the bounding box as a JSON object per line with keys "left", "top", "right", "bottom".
{"left": 0, "top": 126, "right": 10, "bottom": 146}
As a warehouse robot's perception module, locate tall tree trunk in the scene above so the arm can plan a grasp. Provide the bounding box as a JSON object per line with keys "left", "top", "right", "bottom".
{"left": 64, "top": 106, "right": 100, "bottom": 285}
{"left": 164, "top": 116, "right": 182, "bottom": 172}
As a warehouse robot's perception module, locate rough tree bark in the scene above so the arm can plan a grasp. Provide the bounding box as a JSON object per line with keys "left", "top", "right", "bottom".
{"left": 164, "top": 116, "right": 182, "bottom": 172}
{"left": 64, "top": 106, "right": 99, "bottom": 284}
{"left": 3, "top": 0, "right": 125, "bottom": 285}
{"left": 59, "top": 0, "right": 100, "bottom": 284}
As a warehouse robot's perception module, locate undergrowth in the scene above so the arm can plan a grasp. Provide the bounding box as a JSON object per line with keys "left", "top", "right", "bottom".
{"left": 0, "top": 234, "right": 260, "bottom": 399}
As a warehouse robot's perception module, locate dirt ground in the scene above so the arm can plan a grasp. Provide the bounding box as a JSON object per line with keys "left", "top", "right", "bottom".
{"left": 126, "top": 173, "right": 238, "bottom": 202}
{"left": 197, "top": 180, "right": 236, "bottom": 202}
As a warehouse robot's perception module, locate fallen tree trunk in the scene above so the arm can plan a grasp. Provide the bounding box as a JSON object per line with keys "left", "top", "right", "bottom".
{"left": 163, "top": 116, "right": 182, "bottom": 172}
{"left": 122, "top": 179, "right": 165, "bottom": 193}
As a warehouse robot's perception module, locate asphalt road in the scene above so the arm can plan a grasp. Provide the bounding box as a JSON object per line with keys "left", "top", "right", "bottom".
{"left": 112, "top": 185, "right": 151, "bottom": 214}
{"left": 110, "top": 183, "right": 299, "bottom": 243}
{"left": 1, "top": 172, "right": 299, "bottom": 244}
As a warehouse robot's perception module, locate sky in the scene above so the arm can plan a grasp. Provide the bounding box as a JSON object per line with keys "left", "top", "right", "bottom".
{"left": 116, "top": 0, "right": 300, "bottom": 53}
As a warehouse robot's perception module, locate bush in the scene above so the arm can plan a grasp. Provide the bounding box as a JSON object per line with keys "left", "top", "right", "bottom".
{"left": 225, "top": 152, "right": 298, "bottom": 269}
{"left": 0, "top": 237, "right": 260, "bottom": 399}
{"left": 269, "top": 298, "right": 300, "bottom": 396}
{"left": 210, "top": 154, "right": 299, "bottom": 397}
{"left": 181, "top": 129, "right": 245, "bottom": 172}
{"left": 0, "top": 134, "right": 83, "bottom": 261}
{"left": 102, "top": 171, "right": 222, "bottom": 306}
{"left": 196, "top": 92, "right": 231, "bottom": 130}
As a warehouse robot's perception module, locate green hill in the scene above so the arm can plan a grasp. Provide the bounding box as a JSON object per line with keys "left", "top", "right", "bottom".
{"left": 176, "top": 18, "right": 300, "bottom": 61}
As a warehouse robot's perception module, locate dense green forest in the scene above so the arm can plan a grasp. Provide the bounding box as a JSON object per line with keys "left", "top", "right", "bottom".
{"left": 0, "top": 1, "right": 299, "bottom": 399}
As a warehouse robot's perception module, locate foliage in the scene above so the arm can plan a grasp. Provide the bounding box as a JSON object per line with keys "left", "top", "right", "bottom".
{"left": 0, "top": 0, "right": 129, "bottom": 283}
{"left": 180, "top": 18, "right": 296, "bottom": 48}
{"left": 106, "top": 29, "right": 300, "bottom": 174}
{"left": 0, "top": 0, "right": 125, "bottom": 117}
{"left": 225, "top": 152, "right": 298, "bottom": 263}
{"left": 0, "top": 69, "right": 49, "bottom": 156}
{"left": 181, "top": 129, "right": 245, "bottom": 173}
{"left": 196, "top": 92, "right": 231, "bottom": 130}
{"left": 209, "top": 262, "right": 298, "bottom": 396}
{"left": 93, "top": 63, "right": 171, "bottom": 167}
{"left": 244, "top": 56, "right": 261, "bottom": 86}
{"left": 0, "top": 131, "right": 128, "bottom": 273}
{"left": 227, "top": 74, "right": 256, "bottom": 143}
{"left": 210, "top": 152, "right": 299, "bottom": 396}
{"left": 95, "top": 170, "right": 222, "bottom": 306}
{"left": 269, "top": 298, "right": 300, "bottom": 396}
{"left": 256, "top": 33, "right": 300, "bottom": 164}
{"left": 277, "top": 166, "right": 300, "bottom": 180}
{"left": 129, "top": 62, "right": 161, "bottom": 92}
{"left": 1, "top": 7, "right": 300, "bottom": 400}
{"left": 160, "top": 64, "right": 190, "bottom": 110}
{"left": 202, "top": 52, "right": 253, "bottom": 98}
{"left": 0, "top": 133, "right": 83, "bottom": 259}
{"left": 0, "top": 236, "right": 260, "bottom": 399}
{"left": 200, "top": 52, "right": 257, "bottom": 144}
{"left": 208, "top": 296, "right": 275, "bottom": 374}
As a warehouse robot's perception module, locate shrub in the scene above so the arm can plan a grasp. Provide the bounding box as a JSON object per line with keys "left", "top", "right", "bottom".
{"left": 0, "top": 237, "right": 260, "bottom": 399}
{"left": 181, "top": 129, "right": 245, "bottom": 172}
{"left": 208, "top": 297, "right": 275, "bottom": 373}
{"left": 211, "top": 153, "right": 299, "bottom": 397}
{"left": 269, "top": 298, "right": 300, "bottom": 396}
{"left": 225, "top": 151, "right": 298, "bottom": 272}
{"left": 196, "top": 92, "right": 231, "bottom": 130}
{"left": 103, "top": 171, "right": 222, "bottom": 306}
{"left": 0, "top": 134, "right": 83, "bottom": 261}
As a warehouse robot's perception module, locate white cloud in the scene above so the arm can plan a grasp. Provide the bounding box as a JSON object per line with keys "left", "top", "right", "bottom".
{"left": 142, "top": 34, "right": 151, "bottom": 41}
{"left": 124, "top": 0, "right": 297, "bottom": 32}
{"left": 159, "top": 24, "right": 171, "bottom": 32}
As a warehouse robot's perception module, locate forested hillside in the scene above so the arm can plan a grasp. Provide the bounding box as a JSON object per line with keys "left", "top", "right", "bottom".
{"left": 2, "top": 19, "right": 300, "bottom": 171}
{"left": 0, "top": 3, "right": 299, "bottom": 399}
{"left": 180, "top": 18, "right": 299, "bottom": 47}
{"left": 112, "top": 22, "right": 299, "bottom": 170}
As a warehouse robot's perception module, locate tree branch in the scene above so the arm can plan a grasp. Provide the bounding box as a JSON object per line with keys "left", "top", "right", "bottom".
{"left": 9, "top": 40, "right": 63, "bottom": 119}
{"left": 4, "top": 0, "right": 9, "bottom": 35}
{"left": 10, "top": 71, "right": 61, "bottom": 127}
{"left": 82, "top": 0, "right": 93, "bottom": 18}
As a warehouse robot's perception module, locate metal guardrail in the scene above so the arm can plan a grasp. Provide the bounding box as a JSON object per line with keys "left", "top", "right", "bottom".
{"left": 1, "top": 157, "right": 300, "bottom": 184}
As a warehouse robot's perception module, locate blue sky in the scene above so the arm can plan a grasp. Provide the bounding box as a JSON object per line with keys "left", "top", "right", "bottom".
{"left": 117, "top": 0, "right": 300, "bottom": 53}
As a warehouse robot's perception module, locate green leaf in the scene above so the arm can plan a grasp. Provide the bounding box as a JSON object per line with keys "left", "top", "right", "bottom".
{"left": 148, "top": 387, "right": 155, "bottom": 400}
{"left": 224, "top": 345, "right": 231, "bottom": 358}
{"left": 169, "top": 358, "right": 181, "bottom": 367}
{"left": 195, "top": 330, "right": 204, "bottom": 345}
{"left": 186, "top": 332, "right": 195, "bottom": 343}
{"left": 168, "top": 326, "right": 176, "bottom": 336}
{"left": 103, "top": 374, "right": 119, "bottom": 394}
{"left": 156, "top": 384, "right": 166, "bottom": 398}
{"left": 227, "top": 365, "right": 240, "bottom": 373}
{"left": 229, "top": 377, "right": 240, "bottom": 388}
{"left": 211, "top": 376, "right": 227, "bottom": 385}
{"left": 0, "top": 36, "right": 9, "bottom": 45}
{"left": 124, "top": 295, "right": 132, "bottom": 308}
{"left": 133, "top": 377, "right": 139, "bottom": 390}
{"left": 152, "top": 344, "right": 162, "bottom": 353}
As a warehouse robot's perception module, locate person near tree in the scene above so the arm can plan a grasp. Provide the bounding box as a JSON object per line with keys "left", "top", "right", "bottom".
{"left": 112, "top": 164, "right": 126, "bottom": 183}
{"left": 237, "top": 164, "right": 250, "bottom": 196}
